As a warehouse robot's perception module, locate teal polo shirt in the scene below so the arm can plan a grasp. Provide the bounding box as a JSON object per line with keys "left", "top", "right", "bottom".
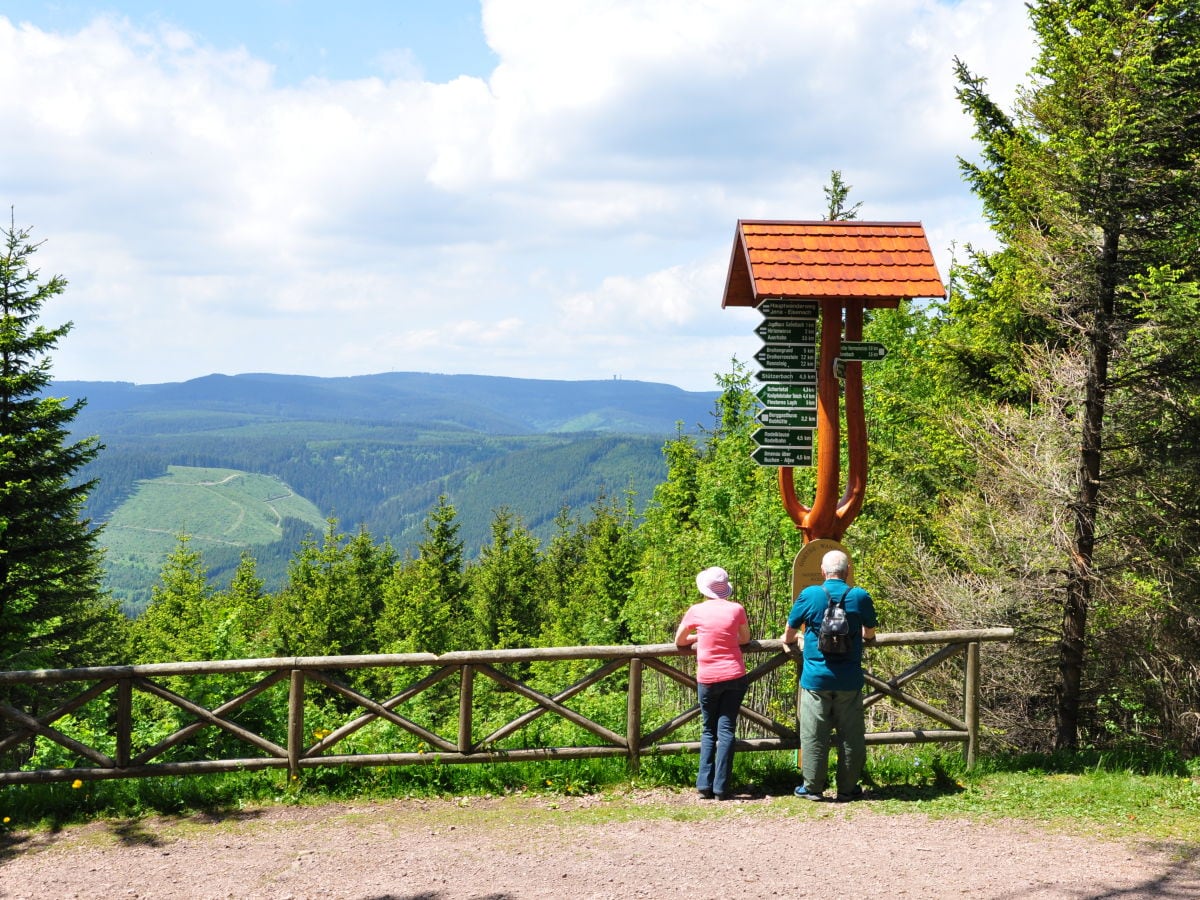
{"left": 786, "top": 578, "right": 878, "bottom": 692}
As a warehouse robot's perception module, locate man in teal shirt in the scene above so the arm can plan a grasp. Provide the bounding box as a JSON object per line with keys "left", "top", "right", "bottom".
{"left": 782, "top": 549, "right": 877, "bottom": 802}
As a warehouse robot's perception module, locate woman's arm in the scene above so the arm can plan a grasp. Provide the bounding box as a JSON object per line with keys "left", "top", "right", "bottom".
{"left": 675, "top": 619, "right": 697, "bottom": 647}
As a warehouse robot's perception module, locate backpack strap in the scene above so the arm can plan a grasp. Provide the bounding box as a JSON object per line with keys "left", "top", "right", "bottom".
{"left": 822, "top": 586, "right": 846, "bottom": 609}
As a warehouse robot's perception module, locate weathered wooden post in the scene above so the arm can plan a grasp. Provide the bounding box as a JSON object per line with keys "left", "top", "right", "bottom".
{"left": 626, "top": 657, "right": 643, "bottom": 773}
{"left": 287, "top": 668, "right": 305, "bottom": 781}
{"left": 965, "top": 640, "right": 980, "bottom": 770}
{"left": 116, "top": 676, "right": 132, "bottom": 769}
{"left": 458, "top": 664, "right": 474, "bottom": 753}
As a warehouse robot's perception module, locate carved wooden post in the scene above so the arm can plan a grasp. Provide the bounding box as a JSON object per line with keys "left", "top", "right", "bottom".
{"left": 719, "top": 219, "right": 945, "bottom": 548}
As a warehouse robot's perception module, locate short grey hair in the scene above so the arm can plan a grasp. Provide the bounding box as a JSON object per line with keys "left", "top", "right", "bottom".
{"left": 821, "top": 550, "right": 850, "bottom": 579}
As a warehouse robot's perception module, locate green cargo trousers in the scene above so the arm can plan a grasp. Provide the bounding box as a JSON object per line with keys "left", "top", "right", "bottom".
{"left": 799, "top": 687, "right": 866, "bottom": 796}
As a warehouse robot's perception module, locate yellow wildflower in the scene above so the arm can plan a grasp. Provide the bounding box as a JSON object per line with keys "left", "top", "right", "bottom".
{"left": 71, "top": 779, "right": 83, "bottom": 789}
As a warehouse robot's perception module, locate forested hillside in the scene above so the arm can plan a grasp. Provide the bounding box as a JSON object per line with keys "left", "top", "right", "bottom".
{"left": 51, "top": 372, "right": 718, "bottom": 611}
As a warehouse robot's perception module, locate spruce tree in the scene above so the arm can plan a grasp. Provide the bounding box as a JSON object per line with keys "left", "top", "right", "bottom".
{"left": 469, "top": 508, "right": 542, "bottom": 649}
{"left": 0, "top": 219, "right": 118, "bottom": 672}
{"left": 954, "top": 0, "right": 1200, "bottom": 748}
{"left": 378, "top": 495, "right": 469, "bottom": 655}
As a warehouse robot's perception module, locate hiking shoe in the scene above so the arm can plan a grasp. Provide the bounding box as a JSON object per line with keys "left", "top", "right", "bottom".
{"left": 793, "top": 785, "right": 824, "bottom": 801}
{"left": 697, "top": 788, "right": 714, "bottom": 800}
{"left": 835, "top": 786, "right": 865, "bottom": 803}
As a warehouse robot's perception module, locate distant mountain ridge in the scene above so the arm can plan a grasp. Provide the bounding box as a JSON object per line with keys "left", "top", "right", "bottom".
{"left": 55, "top": 371, "right": 720, "bottom": 436}
{"left": 48, "top": 372, "right": 721, "bottom": 613}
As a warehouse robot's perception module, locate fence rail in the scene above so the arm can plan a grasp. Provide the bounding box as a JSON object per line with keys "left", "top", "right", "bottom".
{"left": 0, "top": 628, "right": 1013, "bottom": 785}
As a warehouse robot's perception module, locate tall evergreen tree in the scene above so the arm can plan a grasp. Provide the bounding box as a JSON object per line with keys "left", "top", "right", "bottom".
{"left": 132, "top": 535, "right": 214, "bottom": 662}
{"left": 823, "top": 170, "right": 864, "bottom": 221}
{"left": 469, "top": 507, "right": 542, "bottom": 649}
{"left": 0, "top": 219, "right": 120, "bottom": 671}
{"left": 270, "top": 521, "right": 395, "bottom": 657}
{"left": 221, "top": 552, "right": 272, "bottom": 657}
{"left": 954, "top": 0, "right": 1200, "bottom": 748}
{"left": 378, "top": 495, "right": 469, "bottom": 655}
{"left": 537, "top": 494, "right": 639, "bottom": 648}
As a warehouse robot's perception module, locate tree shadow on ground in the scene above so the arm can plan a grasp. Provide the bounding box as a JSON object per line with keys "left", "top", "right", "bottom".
{"left": 1085, "top": 845, "right": 1200, "bottom": 899}
{"left": 0, "top": 829, "right": 32, "bottom": 864}
{"left": 102, "top": 804, "right": 270, "bottom": 847}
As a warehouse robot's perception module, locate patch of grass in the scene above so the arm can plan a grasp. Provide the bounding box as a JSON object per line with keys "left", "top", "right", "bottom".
{"left": 854, "top": 748, "right": 1200, "bottom": 844}
{"left": 4, "top": 748, "right": 1198, "bottom": 846}
{"left": 0, "top": 770, "right": 280, "bottom": 832}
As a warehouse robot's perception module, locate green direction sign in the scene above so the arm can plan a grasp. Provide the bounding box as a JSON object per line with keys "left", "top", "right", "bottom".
{"left": 757, "top": 408, "right": 817, "bottom": 429}
{"left": 756, "top": 299, "right": 818, "bottom": 319}
{"left": 755, "top": 319, "right": 817, "bottom": 344}
{"left": 755, "top": 383, "right": 817, "bottom": 408}
{"left": 752, "top": 427, "right": 814, "bottom": 447}
{"left": 837, "top": 341, "right": 887, "bottom": 361}
{"left": 751, "top": 445, "right": 814, "bottom": 467}
{"left": 755, "top": 344, "right": 816, "bottom": 370}
{"left": 755, "top": 368, "right": 817, "bottom": 384}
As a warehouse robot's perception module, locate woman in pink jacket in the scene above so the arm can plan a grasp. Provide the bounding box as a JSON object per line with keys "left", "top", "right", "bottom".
{"left": 674, "top": 566, "right": 751, "bottom": 800}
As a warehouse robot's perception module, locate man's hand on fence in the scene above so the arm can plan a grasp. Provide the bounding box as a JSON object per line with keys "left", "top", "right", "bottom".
{"left": 779, "top": 633, "right": 801, "bottom": 659}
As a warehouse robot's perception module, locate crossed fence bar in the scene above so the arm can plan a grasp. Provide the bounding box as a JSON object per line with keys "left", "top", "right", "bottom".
{"left": 0, "top": 628, "right": 1013, "bottom": 785}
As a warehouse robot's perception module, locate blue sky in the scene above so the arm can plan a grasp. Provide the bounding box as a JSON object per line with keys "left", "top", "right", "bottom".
{"left": 5, "top": 1, "right": 497, "bottom": 82}
{"left": 1, "top": 1, "right": 1035, "bottom": 391}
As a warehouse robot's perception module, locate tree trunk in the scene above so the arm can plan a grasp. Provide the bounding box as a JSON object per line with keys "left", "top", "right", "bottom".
{"left": 1056, "top": 228, "right": 1119, "bottom": 750}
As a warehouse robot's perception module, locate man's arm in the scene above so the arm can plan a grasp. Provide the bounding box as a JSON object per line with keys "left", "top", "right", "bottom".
{"left": 781, "top": 594, "right": 805, "bottom": 644}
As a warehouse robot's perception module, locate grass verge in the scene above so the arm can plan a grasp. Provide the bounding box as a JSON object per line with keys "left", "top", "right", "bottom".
{"left": 3, "top": 748, "right": 1198, "bottom": 846}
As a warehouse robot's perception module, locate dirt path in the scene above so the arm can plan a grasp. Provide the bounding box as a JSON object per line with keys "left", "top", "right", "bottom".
{"left": 4, "top": 789, "right": 1199, "bottom": 899}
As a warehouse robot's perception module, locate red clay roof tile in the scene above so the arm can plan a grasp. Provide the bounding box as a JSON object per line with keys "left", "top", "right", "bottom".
{"left": 721, "top": 220, "right": 946, "bottom": 308}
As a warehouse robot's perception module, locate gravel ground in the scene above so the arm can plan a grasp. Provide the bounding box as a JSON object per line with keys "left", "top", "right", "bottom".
{"left": 3, "top": 788, "right": 1199, "bottom": 900}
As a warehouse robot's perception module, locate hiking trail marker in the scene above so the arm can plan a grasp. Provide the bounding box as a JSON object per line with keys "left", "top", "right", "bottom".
{"left": 720, "top": 219, "right": 945, "bottom": 544}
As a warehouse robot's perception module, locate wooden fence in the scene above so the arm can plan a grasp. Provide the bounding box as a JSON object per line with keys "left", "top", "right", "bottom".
{"left": 0, "top": 628, "right": 1012, "bottom": 785}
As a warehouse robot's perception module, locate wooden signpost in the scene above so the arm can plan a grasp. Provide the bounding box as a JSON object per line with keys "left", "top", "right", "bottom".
{"left": 721, "top": 219, "right": 945, "bottom": 592}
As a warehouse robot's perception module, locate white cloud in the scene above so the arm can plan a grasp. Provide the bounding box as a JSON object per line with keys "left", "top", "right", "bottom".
{"left": 0, "top": 1, "right": 1036, "bottom": 392}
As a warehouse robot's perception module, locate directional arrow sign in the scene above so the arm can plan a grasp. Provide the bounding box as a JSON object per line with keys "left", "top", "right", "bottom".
{"left": 755, "top": 319, "right": 817, "bottom": 344}
{"left": 755, "top": 344, "right": 816, "bottom": 370}
{"left": 751, "top": 446, "right": 814, "bottom": 467}
{"left": 752, "top": 427, "right": 814, "bottom": 447}
{"left": 837, "top": 341, "right": 887, "bottom": 361}
{"left": 756, "top": 299, "right": 818, "bottom": 319}
{"left": 756, "top": 368, "right": 817, "bottom": 384}
{"left": 757, "top": 408, "right": 817, "bottom": 429}
{"left": 755, "top": 383, "right": 817, "bottom": 408}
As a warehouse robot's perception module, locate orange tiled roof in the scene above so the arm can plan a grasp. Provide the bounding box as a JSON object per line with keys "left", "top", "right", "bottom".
{"left": 721, "top": 220, "right": 946, "bottom": 308}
